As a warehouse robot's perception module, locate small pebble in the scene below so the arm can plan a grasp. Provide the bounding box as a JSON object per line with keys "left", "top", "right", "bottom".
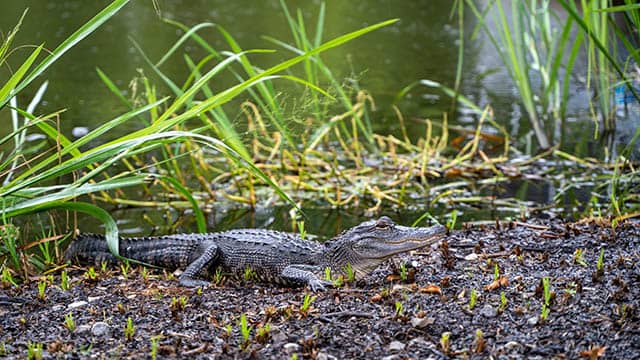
{"left": 76, "top": 325, "right": 91, "bottom": 334}
{"left": 408, "top": 337, "right": 429, "bottom": 348}
{"left": 527, "top": 316, "right": 539, "bottom": 326}
{"left": 316, "top": 351, "right": 337, "bottom": 360}
{"left": 479, "top": 304, "right": 498, "bottom": 318}
{"left": 283, "top": 343, "right": 300, "bottom": 353}
{"left": 91, "top": 322, "right": 110, "bottom": 337}
{"left": 464, "top": 253, "right": 479, "bottom": 261}
{"left": 410, "top": 316, "right": 435, "bottom": 328}
{"left": 388, "top": 341, "right": 405, "bottom": 352}
{"left": 67, "top": 301, "right": 88, "bottom": 309}
{"left": 505, "top": 341, "right": 521, "bottom": 349}
{"left": 271, "top": 330, "right": 287, "bottom": 344}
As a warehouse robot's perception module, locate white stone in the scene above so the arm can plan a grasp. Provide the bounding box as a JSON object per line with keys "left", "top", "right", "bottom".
{"left": 388, "top": 340, "right": 406, "bottom": 352}
{"left": 67, "top": 300, "right": 88, "bottom": 309}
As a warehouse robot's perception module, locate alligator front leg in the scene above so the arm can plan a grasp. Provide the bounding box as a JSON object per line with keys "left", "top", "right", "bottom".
{"left": 179, "top": 244, "right": 220, "bottom": 287}
{"left": 282, "top": 265, "right": 333, "bottom": 292}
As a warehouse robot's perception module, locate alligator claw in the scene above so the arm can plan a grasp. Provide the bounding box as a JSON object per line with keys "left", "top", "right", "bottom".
{"left": 309, "top": 279, "right": 333, "bottom": 292}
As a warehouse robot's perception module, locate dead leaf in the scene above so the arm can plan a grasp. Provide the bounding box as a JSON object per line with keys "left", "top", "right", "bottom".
{"left": 579, "top": 345, "right": 606, "bottom": 359}
{"left": 485, "top": 276, "right": 509, "bottom": 291}
{"left": 419, "top": 284, "right": 442, "bottom": 295}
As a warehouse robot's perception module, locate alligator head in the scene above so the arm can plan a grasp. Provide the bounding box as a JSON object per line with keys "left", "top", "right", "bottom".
{"left": 323, "top": 216, "right": 447, "bottom": 279}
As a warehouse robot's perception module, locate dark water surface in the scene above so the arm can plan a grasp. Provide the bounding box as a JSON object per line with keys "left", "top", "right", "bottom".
{"left": 1, "top": 1, "right": 634, "bottom": 235}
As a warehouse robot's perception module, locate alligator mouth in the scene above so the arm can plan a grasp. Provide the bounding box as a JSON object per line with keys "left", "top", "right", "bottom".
{"left": 387, "top": 226, "right": 447, "bottom": 246}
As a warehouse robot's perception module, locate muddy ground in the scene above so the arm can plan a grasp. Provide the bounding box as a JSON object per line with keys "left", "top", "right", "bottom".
{"left": 1, "top": 216, "right": 639, "bottom": 359}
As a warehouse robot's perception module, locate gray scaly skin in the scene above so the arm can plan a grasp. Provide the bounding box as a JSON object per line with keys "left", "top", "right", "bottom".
{"left": 65, "top": 216, "right": 447, "bottom": 291}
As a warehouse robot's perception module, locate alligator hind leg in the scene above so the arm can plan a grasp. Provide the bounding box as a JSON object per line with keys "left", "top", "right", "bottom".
{"left": 179, "top": 244, "right": 220, "bottom": 287}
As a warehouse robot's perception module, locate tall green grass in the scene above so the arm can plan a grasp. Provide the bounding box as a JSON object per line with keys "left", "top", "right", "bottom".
{"left": 1, "top": 0, "right": 131, "bottom": 275}
{"left": 463, "top": 0, "right": 579, "bottom": 150}
{"left": 460, "top": 0, "right": 639, "bottom": 150}
{"left": 0, "top": 2, "right": 397, "bottom": 278}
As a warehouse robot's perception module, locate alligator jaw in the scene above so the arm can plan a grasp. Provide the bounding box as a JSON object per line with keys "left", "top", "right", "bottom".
{"left": 363, "top": 223, "right": 447, "bottom": 259}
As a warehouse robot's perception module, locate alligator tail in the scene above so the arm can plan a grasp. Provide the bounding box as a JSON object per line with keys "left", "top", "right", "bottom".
{"left": 64, "top": 234, "right": 118, "bottom": 265}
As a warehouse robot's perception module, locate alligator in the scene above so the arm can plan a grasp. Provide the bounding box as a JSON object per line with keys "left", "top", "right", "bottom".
{"left": 65, "top": 216, "right": 446, "bottom": 291}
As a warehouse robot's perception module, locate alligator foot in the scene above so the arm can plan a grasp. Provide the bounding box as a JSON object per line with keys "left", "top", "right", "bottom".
{"left": 309, "top": 278, "right": 333, "bottom": 292}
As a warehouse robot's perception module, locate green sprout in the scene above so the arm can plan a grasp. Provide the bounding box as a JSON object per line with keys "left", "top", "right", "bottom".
{"left": 469, "top": 288, "right": 478, "bottom": 310}
{"left": 300, "top": 294, "right": 317, "bottom": 316}
{"left": 493, "top": 263, "right": 500, "bottom": 281}
{"left": 150, "top": 335, "right": 162, "bottom": 360}
{"left": 573, "top": 248, "right": 587, "bottom": 267}
{"left": 564, "top": 282, "right": 578, "bottom": 297}
{"left": 120, "top": 260, "right": 131, "bottom": 280}
{"left": 474, "top": 329, "right": 485, "bottom": 353}
{"left": 324, "top": 267, "right": 332, "bottom": 282}
{"left": 63, "top": 312, "right": 76, "bottom": 332}
{"left": 140, "top": 267, "right": 149, "bottom": 282}
{"left": 60, "top": 271, "right": 70, "bottom": 290}
{"left": 239, "top": 313, "right": 252, "bottom": 349}
{"left": 124, "top": 317, "right": 136, "bottom": 340}
{"left": 596, "top": 248, "right": 605, "bottom": 275}
{"left": 85, "top": 267, "right": 97, "bottom": 281}
{"left": 37, "top": 279, "right": 47, "bottom": 300}
{"left": 440, "top": 331, "right": 451, "bottom": 353}
{"left": 243, "top": 267, "right": 257, "bottom": 281}
{"left": 100, "top": 261, "right": 108, "bottom": 273}
{"left": 1, "top": 267, "right": 18, "bottom": 287}
{"left": 394, "top": 301, "right": 404, "bottom": 318}
{"left": 541, "top": 277, "right": 552, "bottom": 322}
{"left": 498, "top": 291, "right": 507, "bottom": 312}
{"left": 26, "top": 341, "right": 43, "bottom": 360}
{"left": 256, "top": 323, "right": 271, "bottom": 344}
{"left": 399, "top": 262, "right": 408, "bottom": 282}
{"left": 170, "top": 296, "right": 188, "bottom": 312}
{"left": 224, "top": 324, "right": 233, "bottom": 338}
{"left": 213, "top": 268, "right": 224, "bottom": 285}
{"left": 343, "top": 262, "right": 355, "bottom": 283}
